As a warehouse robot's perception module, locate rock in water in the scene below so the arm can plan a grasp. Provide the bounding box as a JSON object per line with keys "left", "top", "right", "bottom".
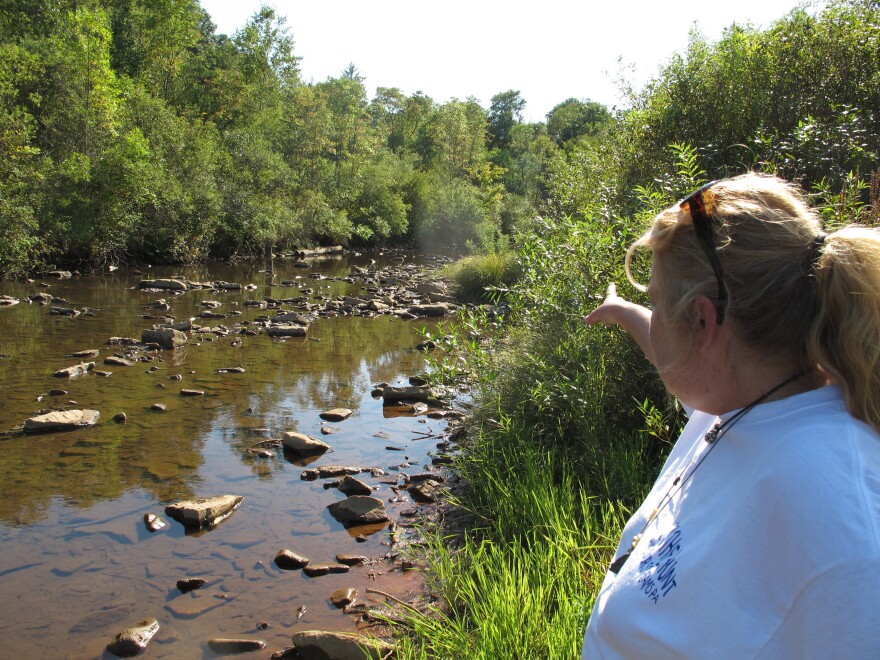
{"left": 337, "top": 475, "right": 373, "bottom": 496}
{"left": 207, "top": 639, "right": 266, "bottom": 653}
{"left": 143, "top": 513, "right": 166, "bottom": 532}
{"left": 274, "top": 549, "right": 311, "bottom": 570}
{"left": 381, "top": 386, "right": 431, "bottom": 402}
{"left": 106, "top": 618, "right": 159, "bottom": 657}
{"left": 319, "top": 408, "right": 353, "bottom": 422}
{"left": 141, "top": 328, "right": 187, "bottom": 350}
{"left": 23, "top": 409, "right": 100, "bottom": 433}
{"left": 176, "top": 577, "right": 207, "bottom": 592}
{"left": 291, "top": 630, "right": 394, "bottom": 660}
{"left": 302, "top": 562, "right": 350, "bottom": 577}
{"left": 267, "top": 325, "right": 307, "bottom": 337}
{"left": 281, "top": 432, "right": 331, "bottom": 457}
{"left": 330, "top": 588, "right": 357, "bottom": 607}
{"left": 327, "top": 496, "right": 389, "bottom": 526}
{"left": 138, "top": 278, "right": 188, "bottom": 291}
{"left": 53, "top": 361, "right": 95, "bottom": 378}
{"left": 164, "top": 494, "right": 243, "bottom": 529}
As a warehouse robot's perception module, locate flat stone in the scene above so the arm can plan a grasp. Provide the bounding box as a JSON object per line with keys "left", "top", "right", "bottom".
{"left": 165, "top": 494, "right": 242, "bottom": 529}
{"left": 381, "top": 386, "right": 431, "bottom": 402}
{"left": 208, "top": 639, "right": 266, "bottom": 653}
{"left": 327, "top": 496, "right": 389, "bottom": 526}
{"left": 106, "top": 618, "right": 159, "bottom": 658}
{"left": 336, "top": 554, "right": 369, "bottom": 566}
{"left": 24, "top": 409, "right": 100, "bottom": 433}
{"left": 301, "top": 465, "right": 363, "bottom": 480}
{"left": 267, "top": 325, "right": 307, "bottom": 337}
{"left": 69, "top": 349, "right": 99, "bottom": 358}
{"left": 337, "top": 475, "right": 373, "bottom": 496}
{"left": 179, "top": 389, "right": 205, "bottom": 397}
{"left": 330, "top": 588, "right": 357, "bottom": 607}
{"left": 139, "top": 279, "right": 188, "bottom": 291}
{"left": 319, "top": 408, "right": 352, "bottom": 422}
{"left": 282, "top": 431, "right": 331, "bottom": 456}
{"left": 274, "top": 549, "right": 310, "bottom": 570}
{"left": 53, "top": 361, "right": 95, "bottom": 378}
{"left": 407, "top": 304, "right": 449, "bottom": 317}
{"left": 291, "top": 630, "right": 394, "bottom": 660}
{"left": 302, "top": 562, "right": 350, "bottom": 577}
{"left": 105, "top": 356, "right": 136, "bottom": 367}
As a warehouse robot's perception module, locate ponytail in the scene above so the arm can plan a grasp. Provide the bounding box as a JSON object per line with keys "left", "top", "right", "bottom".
{"left": 809, "top": 228, "right": 880, "bottom": 433}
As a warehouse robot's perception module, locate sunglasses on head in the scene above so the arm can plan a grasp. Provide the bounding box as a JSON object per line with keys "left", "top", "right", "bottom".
{"left": 679, "top": 181, "right": 728, "bottom": 324}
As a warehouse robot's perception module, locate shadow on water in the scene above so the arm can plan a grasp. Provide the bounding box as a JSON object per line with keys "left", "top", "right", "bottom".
{"left": 0, "top": 252, "right": 452, "bottom": 657}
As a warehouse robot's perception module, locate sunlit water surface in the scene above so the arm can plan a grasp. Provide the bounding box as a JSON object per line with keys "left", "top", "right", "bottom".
{"left": 0, "top": 253, "right": 451, "bottom": 658}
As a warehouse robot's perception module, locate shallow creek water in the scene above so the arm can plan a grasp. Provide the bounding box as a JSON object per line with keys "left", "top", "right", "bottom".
{"left": 0, "top": 253, "right": 453, "bottom": 658}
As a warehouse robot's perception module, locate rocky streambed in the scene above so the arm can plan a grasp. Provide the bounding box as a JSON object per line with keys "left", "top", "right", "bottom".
{"left": 0, "top": 251, "right": 474, "bottom": 658}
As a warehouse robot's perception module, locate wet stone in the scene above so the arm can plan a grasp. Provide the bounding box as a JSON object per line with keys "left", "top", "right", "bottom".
{"left": 282, "top": 431, "right": 331, "bottom": 457}
{"left": 319, "top": 408, "right": 353, "bottom": 422}
{"left": 150, "top": 403, "right": 167, "bottom": 411}
{"left": 303, "top": 562, "right": 350, "bottom": 577}
{"left": 105, "top": 356, "right": 136, "bottom": 367}
{"left": 106, "top": 618, "right": 159, "bottom": 658}
{"left": 336, "top": 554, "right": 369, "bottom": 566}
{"left": 113, "top": 412, "right": 127, "bottom": 424}
{"left": 23, "top": 409, "right": 100, "bottom": 433}
{"left": 142, "top": 328, "right": 187, "bottom": 350}
{"left": 330, "top": 588, "right": 357, "bottom": 608}
{"left": 337, "top": 475, "right": 373, "bottom": 496}
{"left": 301, "top": 465, "right": 363, "bottom": 480}
{"left": 327, "top": 496, "right": 389, "bottom": 526}
{"left": 143, "top": 513, "right": 166, "bottom": 532}
{"left": 207, "top": 638, "right": 267, "bottom": 653}
{"left": 290, "top": 630, "right": 394, "bottom": 660}
{"left": 274, "top": 549, "right": 310, "bottom": 570}
{"left": 69, "top": 349, "right": 99, "bottom": 359}
{"left": 177, "top": 577, "right": 207, "bottom": 592}
{"left": 165, "top": 494, "right": 243, "bottom": 529}
{"left": 409, "top": 479, "right": 442, "bottom": 503}
{"left": 53, "top": 361, "right": 95, "bottom": 378}
{"left": 180, "top": 389, "right": 205, "bottom": 396}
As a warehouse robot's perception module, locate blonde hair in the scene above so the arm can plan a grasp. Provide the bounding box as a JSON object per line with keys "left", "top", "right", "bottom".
{"left": 625, "top": 173, "right": 880, "bottom": 433}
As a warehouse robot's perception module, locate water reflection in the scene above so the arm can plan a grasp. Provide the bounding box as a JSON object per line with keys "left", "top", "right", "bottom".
{"left": 0, "top": 253, "right": 448, "bottom": 656}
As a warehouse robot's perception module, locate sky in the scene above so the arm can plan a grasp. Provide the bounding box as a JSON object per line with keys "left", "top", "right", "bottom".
{"left": 199, "top": 0, "right": 813, "bottom": 123}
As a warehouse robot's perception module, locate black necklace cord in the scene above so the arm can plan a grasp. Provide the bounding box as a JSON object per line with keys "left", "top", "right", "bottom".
{"left": 607, "top": 371, "right": 806, "bottom": 575}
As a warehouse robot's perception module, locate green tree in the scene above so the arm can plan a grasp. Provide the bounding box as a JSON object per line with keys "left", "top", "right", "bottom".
{"left": 488, "top": 89, "right": 526, "bottom": 151}
{"left": 546, "top": 98, "right": 612, "bottom": 145}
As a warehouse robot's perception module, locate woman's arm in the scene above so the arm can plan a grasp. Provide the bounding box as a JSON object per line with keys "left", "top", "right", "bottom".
{"left": 583, "top": 283, "right": 654, "bottom": 365}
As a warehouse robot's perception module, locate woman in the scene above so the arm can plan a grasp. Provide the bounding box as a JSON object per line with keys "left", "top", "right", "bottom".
{"left": 581, "top": 173, "right": 880, "bottom": 658}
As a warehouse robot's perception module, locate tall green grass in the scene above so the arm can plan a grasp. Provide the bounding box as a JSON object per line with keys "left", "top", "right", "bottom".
{"left": 393, "top": 432, "right": 637, "bottom": 659}
{"left": 444, "top": 251, "right": 522, "bottom": 304}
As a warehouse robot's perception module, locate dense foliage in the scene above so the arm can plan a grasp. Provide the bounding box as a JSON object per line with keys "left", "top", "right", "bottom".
{"left": 397, "top": 1, "right": 880, "bottom": 657}
{"left": 0, "top": 1, "right": 571, "bottom": 276}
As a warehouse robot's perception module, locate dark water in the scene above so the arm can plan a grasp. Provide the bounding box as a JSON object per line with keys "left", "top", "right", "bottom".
{"left": 0, "top": 253, "right": 452, "bottom": 658}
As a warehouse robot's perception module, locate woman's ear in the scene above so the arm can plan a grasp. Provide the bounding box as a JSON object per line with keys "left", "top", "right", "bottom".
{"left": 693, "top": 296, "right": 720, "bottom": 351}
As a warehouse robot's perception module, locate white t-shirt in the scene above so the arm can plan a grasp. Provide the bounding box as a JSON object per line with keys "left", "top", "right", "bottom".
{"left": 582, "top": 384, "right": 880, "bottom": 659}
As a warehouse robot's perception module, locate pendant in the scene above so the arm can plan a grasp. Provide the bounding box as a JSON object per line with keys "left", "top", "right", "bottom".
{"left": 704, "top": 423, "right": 721, "bottom": 443}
